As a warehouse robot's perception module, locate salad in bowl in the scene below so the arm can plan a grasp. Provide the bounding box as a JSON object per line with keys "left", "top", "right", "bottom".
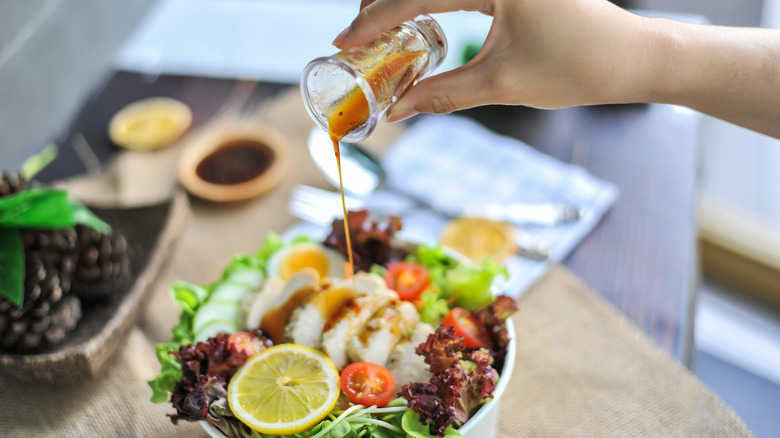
{"left": 149, "top": 210, "right": 518, "bottom": 438}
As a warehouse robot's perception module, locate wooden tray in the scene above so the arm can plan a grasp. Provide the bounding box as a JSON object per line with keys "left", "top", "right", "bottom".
{"left": 0, "top": 191, "right": 189, "bottom": 383}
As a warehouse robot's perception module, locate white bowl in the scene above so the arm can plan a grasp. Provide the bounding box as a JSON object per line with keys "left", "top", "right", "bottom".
{"left": 200, "top": 318, "right": 515, "bottom": 438}
{"left": 458, "top": 318, "right": 515, "bottom": 438}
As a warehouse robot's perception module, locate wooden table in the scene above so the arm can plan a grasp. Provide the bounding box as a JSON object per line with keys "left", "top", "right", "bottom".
{"left": 37, "top": 71, "right": 700, "bottom": 365}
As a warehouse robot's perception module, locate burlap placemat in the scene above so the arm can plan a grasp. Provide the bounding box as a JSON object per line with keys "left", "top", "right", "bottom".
{"left": 0, "top": 88, "right": 752, "bottom": 437}
{"left": 498, "top": 265, "right": 753, "bottom": 437}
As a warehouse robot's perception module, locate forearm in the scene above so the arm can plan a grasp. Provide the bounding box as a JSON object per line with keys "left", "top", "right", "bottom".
{"left": 641, "top": 18, "right": 780, "bottom": 138}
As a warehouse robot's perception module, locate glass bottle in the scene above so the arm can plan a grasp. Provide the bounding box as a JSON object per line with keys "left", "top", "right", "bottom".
{"left": 301, "top": 15, "right": 447, "bottom": 142}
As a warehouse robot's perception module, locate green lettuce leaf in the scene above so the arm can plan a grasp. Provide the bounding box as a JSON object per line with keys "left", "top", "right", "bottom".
{"left": 171, "top": 281, "right": 209, "bottom": 316}
{"left": 411, "top": 244, "right": 508, "bottom": 324}
{"left": 443, "top": 259, "right": 509, "bottom": 310}
{"left": 148, "top": 283, "right": 207, "bottom": 403}
{"left": 401, "top": 410, "right": 462, "bottom": 438}
{"left": 412, "top": 245, "right": 457, "bottom": 287}
{"left": 254, "top": 232, "right": 286, "bottom": 269}
{"left": 148, "top": 341, "right": 184, "bottom": 403}
{"left": 417, "top": 289, "right": 450, "bottom": 326}
{"left": 221, "top": 254, "right": 263, "bottom": 281}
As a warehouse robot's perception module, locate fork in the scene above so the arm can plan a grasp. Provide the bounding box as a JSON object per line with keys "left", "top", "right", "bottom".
{"left": 288, "top": 184, "right": 365, "bottom": 226}
{"left": 288, "top": 184, "right": 550, "bottom": 260}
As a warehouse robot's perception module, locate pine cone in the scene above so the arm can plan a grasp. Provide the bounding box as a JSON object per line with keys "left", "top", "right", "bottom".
{"left": 71, "top": 225, "right": 132, "bottom": 304}
{"left": 0, "top": 248, "right": 82, "bottom": 352}
{"left": 0, "top": 171, "right": 28, "bottom": 197}
{"left": 0, "top": 171, "right": 83, "bottom": 352}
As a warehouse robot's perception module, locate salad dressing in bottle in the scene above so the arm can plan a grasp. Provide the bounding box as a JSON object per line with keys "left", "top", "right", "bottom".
{"left": 302, "top": 16, "right": 447, "bottom": 275}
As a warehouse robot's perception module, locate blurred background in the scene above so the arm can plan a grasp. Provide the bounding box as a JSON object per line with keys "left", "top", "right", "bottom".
{"left": 1, "top": 0, "right": 778, "bottom": 436}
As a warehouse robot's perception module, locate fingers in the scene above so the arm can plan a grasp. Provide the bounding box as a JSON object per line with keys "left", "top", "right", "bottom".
{"left": 335, "top": 0, "right": 493, "bottom": 48}
{"left": 387, "top": 63, "right": 495, "bottom": 121}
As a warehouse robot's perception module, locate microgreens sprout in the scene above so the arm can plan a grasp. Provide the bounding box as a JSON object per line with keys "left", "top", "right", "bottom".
{"left": 310, "top": 404, "right": 407, "bottom": 438}
{"left": 349, "top": 416, "right": 404, "bottom": 433}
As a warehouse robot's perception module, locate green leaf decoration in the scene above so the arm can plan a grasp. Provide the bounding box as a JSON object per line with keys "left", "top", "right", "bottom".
{"left": 69, "top": 198, "right": 111, "bottom": 234}
{"left": 0, "top": 229, "right": 24, "bottom": 307}
{"left": 0, "top": 189, "right": 74, "bottom": 229}
{"left": 20, "top": 143, "right": 58, "bottom": 180}
{"left": 0, "top": 188, "right": 110, "bottom": 233}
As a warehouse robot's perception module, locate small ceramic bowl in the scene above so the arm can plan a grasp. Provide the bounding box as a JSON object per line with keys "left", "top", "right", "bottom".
{"left": 109, "top": 97, "right": 192, "bottom": 151}
{"left": 178, "top": 124, "right": 291, "bottom": 202}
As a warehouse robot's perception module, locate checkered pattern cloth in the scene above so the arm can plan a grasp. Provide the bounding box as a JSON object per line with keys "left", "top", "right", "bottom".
{"left": 379, "top": 115, "right": 618, "bottom": 297}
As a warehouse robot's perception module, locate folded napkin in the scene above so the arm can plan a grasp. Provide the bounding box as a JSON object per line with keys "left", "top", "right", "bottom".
{"left": 379, "top": 115, "right": 618, "bottom": 298}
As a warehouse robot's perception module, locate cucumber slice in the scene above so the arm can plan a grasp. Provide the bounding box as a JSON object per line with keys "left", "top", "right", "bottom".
{"left": 194, "top": 319, "right": 239, "bottom": 343}
{"left": 193, "top": 300, "right": 241, "bottom": 335}
{"left": 227, "top": 269, "right": 264, "bottom": 289}
{"left": 210, "top": 282, "right": 253, "bottom": 303}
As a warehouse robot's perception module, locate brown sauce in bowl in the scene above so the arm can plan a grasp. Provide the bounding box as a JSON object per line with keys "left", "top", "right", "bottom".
{"left": 195, "top": 139, "right": 275, "bottom": 185}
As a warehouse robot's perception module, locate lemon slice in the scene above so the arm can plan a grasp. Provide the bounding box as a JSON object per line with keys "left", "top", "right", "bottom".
{"left": 227, "top": 344, "right": 340, "bottom": 435}
{"left": 440, "top": 217, "right": 516, "bottom": 264}
{"left": 108, "top": 97, "right": 192, "bottom": 150}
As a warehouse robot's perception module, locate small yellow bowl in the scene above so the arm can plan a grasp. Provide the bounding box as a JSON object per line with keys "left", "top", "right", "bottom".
{"left": 440, "top": 217, "right": 517, "bottom": 264}
{"left": 108, "top": 97, "right": 193, "bottom": 151}
{"left": 178, "top": 124, "right": 291, "bottom": 202}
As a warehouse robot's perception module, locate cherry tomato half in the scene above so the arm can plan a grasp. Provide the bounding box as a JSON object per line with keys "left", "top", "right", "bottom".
{"left": 339, "top": 362, "right": 395, "bottom": 407}
{"left": 384, "top": 262, "right": 430, "bottom": 301}
{"left": 441, "top": 308, "right": 492, "bottom": 349}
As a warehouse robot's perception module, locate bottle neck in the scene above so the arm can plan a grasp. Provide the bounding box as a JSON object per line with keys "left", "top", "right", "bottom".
{"left": 403, "top": 15, "right": 448, "bottom": 74}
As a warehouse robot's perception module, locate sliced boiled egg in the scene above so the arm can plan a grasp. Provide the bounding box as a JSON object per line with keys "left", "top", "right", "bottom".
{"left": 266, "top": 242, "right": 346, "bottom": 281}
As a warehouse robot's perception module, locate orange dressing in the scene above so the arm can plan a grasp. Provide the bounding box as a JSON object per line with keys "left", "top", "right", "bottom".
{"left": 260, "top": 287, "right": 316, "bottom": 344}
{"left": 326, "top": 50, "right": 425, "bottom": 276}
{"left": 357, "top": 307, "right": 401, "bottom": 343}
{"left": 328, "top": 135, "right": 356, "bottom": 277}
{"left": 314, "top": 288, "right": 360, "bottom": 333}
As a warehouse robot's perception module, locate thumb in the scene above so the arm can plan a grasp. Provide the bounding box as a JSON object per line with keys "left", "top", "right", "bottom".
{"left": 387, "top": 64, "right": 494, "bottom": 122}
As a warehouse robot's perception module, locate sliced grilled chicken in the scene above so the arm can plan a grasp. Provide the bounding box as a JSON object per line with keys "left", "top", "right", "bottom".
{"left": 285, "top": 279, "right": 357, "bottom": 348}
{"left": 320, "top": 273, "right": 398, "bottom": 370}
{"left": 386, "top": 322, "right": 435, "bottom": 393}
{"left": 346, "top": 301, "right": 420, "bottom": 366}
{"left": 258, "top": 268, "right": 320, "bottom": 344}
{"left": 240, "top": 277, "right": 285, "bottom": 330}
{"left": 347, "top": 272, "right": 389, "bottom": 295}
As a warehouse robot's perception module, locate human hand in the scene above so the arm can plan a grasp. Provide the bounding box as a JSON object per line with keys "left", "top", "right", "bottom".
{"left": 334, "top": 0, "right": 659, "bottom": 121}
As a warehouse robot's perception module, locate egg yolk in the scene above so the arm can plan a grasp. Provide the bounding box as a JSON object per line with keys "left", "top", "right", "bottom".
{"left": 279, "top": 248, "right": 330, "bottom": 280}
